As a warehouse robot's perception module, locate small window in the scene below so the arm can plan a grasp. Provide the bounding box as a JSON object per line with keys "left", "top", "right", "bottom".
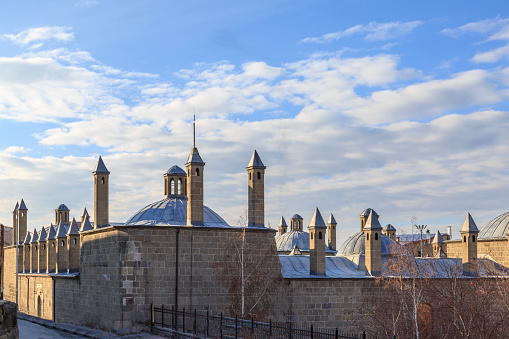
{"left": 35, "top": 245, "right": 38, "bottom": 251}
{"left": 61, "top": 240, "right": 65, "bottom": 247}
{"left": 170, "top": 179, "right": 175, "bottom": 195}
{"left": 178, "top": 179, "right": 182, "bottom": 194}
{"left": 21, "top": 212, "right": 24, "bottom": 217}
{"left": 311, "top": 232, "right": 313, "bottom": 240}
{"left": 367, "top": 234, "right": 369, "bottom": 241}
{"left": 196, "top": 168, "right": 200, "bottom": 176}
{"left": 43, "top": 244, "right": 46, "bottom": 250}
{"left": 333, "top": 225, "right": 335, "bottom": 230}
{"left": 73, "top": 238, "right": 77, "bottom": 245}
{"left": 102, "top": 177, "right": 105, "bottom": 184}
{"left": 375, "top": 233, "right": 378, "bottom": 241}
{"left": 463, "top": 236, "right": 466, "bottom": 243}
{"left": 319, "top": 232, "right": 322, "bottom": 240}
{"left": 52, "top": 242, "right": 55, "bottom": 248}
{"left": 249, "top": 173, "right": 251, "bottom": 180}
{"left": 27, "top": 247, "right": 30, "bottom": 252}
{"left": 257, "top": 172, "right": 261, "bottom": 180}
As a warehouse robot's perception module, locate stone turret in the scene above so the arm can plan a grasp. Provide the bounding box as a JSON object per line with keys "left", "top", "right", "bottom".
{"left": 360, "top": 208, "right": 378, "bottom": 231}
{"left": 186, "top": 146, "right": 205, "bottom": 226}
{"left": 55, "top": 221, "right": 67, "bottom": 273}
{"left": 278, "top": 216, "right": 288, "bottom": 236}
{"left": 81, "top": 207, "right": 90, "bottom": 226}
{"left": 55, "top": 204, "right": 70, "bottom": 225}
{"left": 290, "top": 214, "right": 303, "bottom": 231}
{"left": 94, "top": 156, "right": 110, "bottom": 228}
{"left": 164, "top": 165, "right": 187, "bottom": 198}
{"left": 23, "top": 232, "right": 31, "bottom": 273}
{"left": 383, "top": 224, "right": 396, "bottom": 240}
{"left": 309, "top": 207, "right": 327, "bottom": 276}
{"left": 67, "top": 218, "right": 80, "bottom": 273}
{"left": 432, "top": 230, "right": 446, "bottom": 257}
{"left": 247, "top": 150, "right": 266, "bottom": 227}
{"left": 327, "top": 213, "right": 337, "bottom": 250}
{"left": 364, "top": 209, "right": 382, "bottom": 276}
{"left": 460, "top": 213, "right": 479, "bottom": 276}
{"left": 30, "top": 229, "right": 39, "bottom": 273}
{"left": 18, "top": 199, "right": 28, "bottom": 245}
{"left": 38, "top": 227, "right": 47, "bottom": 273}
{"left": 46, "top": 225, "right": 57, "bottom": 273}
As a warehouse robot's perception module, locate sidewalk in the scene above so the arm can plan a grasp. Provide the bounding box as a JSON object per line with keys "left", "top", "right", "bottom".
{"left": 18, "top": 313, "right": 165, "bottom": 338}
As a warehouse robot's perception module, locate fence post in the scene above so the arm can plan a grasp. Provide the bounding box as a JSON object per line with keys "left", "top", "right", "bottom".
{"left": 220, "top": 313, "right": 223, "bottom": 339}
{"left": 311, "top": 324, "right": 313, "bottom": 339}
{"left": 194, "top": 309, "right": 197, "bottom": 334}
{"left": 270, "top": 319, "right": 272, "bottom": 337}
{"left": 161, "top": 305, "right": 164, "bottom": 329}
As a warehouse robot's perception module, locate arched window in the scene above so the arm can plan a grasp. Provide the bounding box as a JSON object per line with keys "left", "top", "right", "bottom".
{"left": 52, "top": 242, "right": 55, "bottom": 248}
{"left": 257, "top": 172, "right": 261, "bottom": 180}
{"left": 319, "top": 232, "right": 322, "bottom": 239}
{"left": 464, "top": 236, "right": 467, "bottom": 242}
{"left": 21, "top": 212, "right": 24, "bottom": 217}
{"left": 59, "top": 212, "right": 62, "bottom": 221}
{"left": 73, "top": 238, "right": 77, "bottom": 245}
{"left": 35, "top": 245, "right": 38, "bottom": 251}
{"left": 472, "top": 235, "right": 476, "bottom": 242}
{"left": 170, "top": 179, "right": 175, "bottom": 195}
{"left": 102, "top": 177, "right": 105, "bottom": 184}
{"left": 61, "top": 240, "right": 65, "bottom": 247}
{"left": 367, "top": 234, "right": 369, "bottom": 241}
{"left": 311, "top": 232, "right": 313, "bottom": 240}
{"left": 178, "top": 179, "right": 182, "bottom": 194}
{"left": 196, "top": 168, "right": 200, "bottom": 176}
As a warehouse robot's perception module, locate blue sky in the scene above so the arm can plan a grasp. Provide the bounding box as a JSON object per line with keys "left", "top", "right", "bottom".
{"left": 1, "top": 0, "right": 509, "bottom": 245}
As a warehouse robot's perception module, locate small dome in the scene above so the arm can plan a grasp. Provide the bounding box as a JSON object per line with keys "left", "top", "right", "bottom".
{"left": 167, "top": 165, "right": 186, "bottom": 175}
{"left": 384, "top": 224, "right": 396, "bottom": 231}
{"left": 291, "top": 214, "right": 303, "bottom": 219}
{"left": 125, "top": 197, "right": 229, "bottom": 227}
{"left": 360, "top": 208, "right": 378, "bottom": 217}
{"left": 338, "top": 231, "right": 397, "bottom": 256}
{"left": 276, "top": 230, "right": 336, "bottom": 253}
{"left": 57, "top": 204, "right": 69, "bottom": 211}
{"left": 479, "top": 211, "right": 509, "bottom": 239}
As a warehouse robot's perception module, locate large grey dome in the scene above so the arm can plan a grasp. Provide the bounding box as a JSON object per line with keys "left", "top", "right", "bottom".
{"left": 276, "top": 230, "right": 336, "bottom": 253}
{"left": 479, "top": 212, "right": 509, "bottom": 239}
{"left": 126, "top": 197, "right": 230, "bottom": 227}
{"left": 338, "top": 231, "right": 397, "bottom": 256}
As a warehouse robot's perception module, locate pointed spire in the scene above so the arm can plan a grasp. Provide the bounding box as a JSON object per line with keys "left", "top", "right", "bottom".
{"left": 13, "top": 202, "right": 19, "bottom": 213}
{"left": 460, "top": 213, "right": 479, "bottom": 233}
{"left": 309, "top": 207, "right": 326, "bottom": 228}
{"left": 186, "top": 147, "right": 205, "bottom": 165}
{"left": 93, "top": 155, "right": 110, "bottom": 174}
{"left": 31, "top": 229, "right": 39, "bottom": 243}
{"left": 19, "top": 199, "right": 27, "bottom": 210}
{"left": 56, "top": 220, "right": 67, "bottom": 238}
{"left": 67, "top": 218, "right": 79, "bottom": 235}
{"left": 246, "top": 150, "right": 266, "bottom": 169}
{"left": 38, "top": 227, "right": 47, "bottom": 242}
{"left": 23, "top": 231, "right": 32, "bottom": 244}
{"left": 289, "top": 244, "right": 302, "bottom": 255}
{"left": 432, "top": 230, "right": 444, "bottom": 244}
{"left": 279, "top": 216, "right": 287, "bottom": 227}
{"left": 82, "top": 207, "right": 89, "bottom": 219}
{"left": 80, "top": 216, "right": 93, "bottom": 232}
{"left": 364, "top": 210, "right": 382, "bottom": 230}
{"left": 47, "top": 225, "right": 56, "bottom": 240}
{"left": 328, "top": 213, "right": 337, "bottom": 225}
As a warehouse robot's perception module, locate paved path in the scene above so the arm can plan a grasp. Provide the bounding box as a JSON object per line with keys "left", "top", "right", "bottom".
{"left": 19, "top": 319, "right": 85, "bottom": 338}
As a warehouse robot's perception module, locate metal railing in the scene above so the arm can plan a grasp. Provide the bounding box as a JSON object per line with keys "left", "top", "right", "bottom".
{"left": 150, "top": 305, "right": 368, "bottom": 339}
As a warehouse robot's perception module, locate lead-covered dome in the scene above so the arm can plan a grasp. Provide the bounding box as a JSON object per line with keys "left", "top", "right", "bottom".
{"left": 125, "top": 197, "right": 229, "bottom": 227}
{"left": 479, "top": 212, "right": 509, "bottom": 239}
{"left": 276, "top": 231, "right": 336, "bottom": 254}
{"left": 338, "top": 231, "right": 397, "bottom": 256}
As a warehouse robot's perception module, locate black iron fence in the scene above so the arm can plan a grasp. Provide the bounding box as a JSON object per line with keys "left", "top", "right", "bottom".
{"left": 150, "top": 305, "right": 368, "bottom": 339}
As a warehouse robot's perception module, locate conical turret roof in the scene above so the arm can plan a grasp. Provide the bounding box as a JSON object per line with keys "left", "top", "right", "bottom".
{"left": 93, "top": 155, "right": 110, "bottom": 174}
{"left": 47, "top": 225, "right": 57, "bottom": 240}
{"left": 55, "top": 221, "right": 67, "bottom": 238}
{"left": 56, "top": 204, "right": 69, "bottom": 211}
{"left": 19, "top": 199, "right": 27, "bottom": 210}
{"left": 31, "top": 229, "right": 39, "bottom": 243}
{"left": 328, "top": 213, "right": 337, "bottom": 225}
{"left": 309, "top": 207, "right": 326, "bottom": 228}
{"left": 38, "top": 227, "right": 47, "bottom": 242}
{"left": 246, "top": 150, "right": 266, "bottom": 169}
{"left": 384, "top": 224, "right": 396, "bottom": 231}
{"left": 289, "top": 244, "right": 302, "bottom": 255}
{"left": 166, "top": 165, "right": 186, "bottom": 175}
{"left": 432, "top": 230, "right": 444, "bottom": 244}
{"left": 67, "top": 218, "right": 80, "bottom": 235}
{"left": 82, "top": 207, "right": 89, "bottom": 219}
{"left": 80, "top": 216, "right": 93, "bottom": 232}
{"left": 279, "top": 216, "right": 287, "bottom": 227}
{"left": 13, "top": 202, "right": 19, "bottom": 213}
{"left": 461, "top": 213, "right": 479, "bottom": 233}
{"left": 364, "top": 210, "right": 382, "bottom": 230}
{"left": 23, "top": 232, "right": 32, "bottom": 244}
{"left": 186, "top": 147, "right": 205, "bottom": 165}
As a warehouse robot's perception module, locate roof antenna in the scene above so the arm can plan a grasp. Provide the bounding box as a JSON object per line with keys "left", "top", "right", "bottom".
{"left": 193, "top": 109, "right": 196, "bottom": 148}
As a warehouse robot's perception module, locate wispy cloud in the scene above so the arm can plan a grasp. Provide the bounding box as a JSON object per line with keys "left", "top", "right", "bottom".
{"left": 301, "top": 21, "right": 423, "bottom": 44}
{"left": 3, "top": 27, "right": 74, "bottom": 47}
{"left": 441, "top": 17, "right": 509, "bottom": 38}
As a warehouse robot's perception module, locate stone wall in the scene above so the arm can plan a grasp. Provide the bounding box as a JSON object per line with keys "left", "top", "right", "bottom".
{"left": 446, "top": 238, "right": 509, "bottom": 267}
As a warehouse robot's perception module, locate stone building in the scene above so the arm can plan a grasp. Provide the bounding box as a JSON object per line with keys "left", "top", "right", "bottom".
{"left": 2, "top": 140, "right": 506, "bottom": 333}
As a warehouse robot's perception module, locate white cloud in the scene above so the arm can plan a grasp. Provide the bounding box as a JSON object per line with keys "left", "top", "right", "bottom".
{"left": 3, "top": 27, "right": 74, "bottom": 47}
{"left": 442, "top": 17, "right": 509, "bottom": 38}
{"left": 1, "top": 146, "right": 30, "bottom": 155}
{"left": 301, "top": 21, "right": 423, "bottom": 43}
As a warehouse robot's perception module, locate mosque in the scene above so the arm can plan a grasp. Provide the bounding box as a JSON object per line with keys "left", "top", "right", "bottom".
{"left": 2, "top": 137, "right": 509, "bottom": 333}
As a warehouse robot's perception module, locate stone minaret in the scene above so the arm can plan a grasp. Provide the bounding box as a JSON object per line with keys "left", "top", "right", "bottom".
{"left": 309, "top": 207, "right": 327, "bottom": 276}
{"left": 278, "top": 216, "right": 288, "bottom": 236}
{"left": 186, "top": 146, "right": 205, "bottom": 227}
{"left": 460, "top": 213, "right": 479, "bottom": 276}
{"left": 364, "top": 209, "right": 382, "bottom": 276}
{"left": 38, "top": 227, "right": 47, "bottom": 273}
{"left": 247, "top": 150, "right": 266, "bottom": 228}
{"left": 327, "top": 213, "right": 337, "bottom": 250}
{"left": 12, "top": 202, "right": 18, "bottom": 244}
{"left": 432, "top": 230, "right": 446, "bottom": 257}
{"left": 55, "top": 204, "right": 70, "bottom": 225}
{"left": 93, "top": 156, "right": 110, "bottom": 228}
{"left": 360, "top": 208, "right": 379, "bottom": 231}
{"left": 164, "top": 165, "right": 187, "bottom": 198}
{"left": 18, "top": 199, "right": 28, "bottom": 244}
{"left": 67, "top": 218, "right": 80, "bottom": 273}
{"left": 383, "top": 224, "right": 396, "bottom": 240}
{"left": 290, "top": 214, "right": 303, "bottom": 231}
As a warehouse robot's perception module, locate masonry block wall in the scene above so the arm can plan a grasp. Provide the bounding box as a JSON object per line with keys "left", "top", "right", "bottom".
{"left": 445, "top": 238, "right": 509, "bottom": 267}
